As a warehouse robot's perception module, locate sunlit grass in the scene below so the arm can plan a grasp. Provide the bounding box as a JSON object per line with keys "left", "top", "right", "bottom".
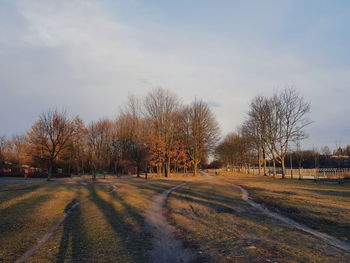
{"left": 0, "top": 176, "right": 185, "bottom": 262}
{"left": 166, "top": 177, "right": 350, "bottom": 262}
{"left": 218, "top": 171, "right": 350, "bottom": 242}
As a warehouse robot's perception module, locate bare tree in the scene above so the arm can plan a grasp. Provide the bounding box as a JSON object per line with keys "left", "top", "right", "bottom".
{"left": 68, "top": 116, "right": 87, "bottom": 174}
{"left": 246, "top": 96, "right": 271, "bottom": 175}
{"left": 6, "top": 135, "right": 28, "bottom": 166}
{"left": 86, "top": 119, "right": 113, "bottom": 180}
{"left": 181, "top": 100, "right": 220, "bottom": 175}
{"left": 143, "top": 88, "right": 181, "bottom": 177}
{"left": 117, "top": 96, "right": 148, "bottom": 177}
{"left": 27, "top": 110, "right": 77, "bottom": 180}
{"left": 247, "top": 87, "right": 311, "bottom": 178}
{"left": 270, "top": 87, "right": 311, "bottom": 178}
{"left": 241, "top": 119, "right": 267, "bottom": 175}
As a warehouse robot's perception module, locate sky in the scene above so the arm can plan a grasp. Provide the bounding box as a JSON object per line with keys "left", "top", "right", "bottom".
{"left": 1, "top": 0, "right": 350, "bottom": 150}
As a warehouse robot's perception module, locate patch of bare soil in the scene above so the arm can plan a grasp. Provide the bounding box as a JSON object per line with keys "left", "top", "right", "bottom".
{"left": 144, "top": 183, "right": 195, "bottom": 263}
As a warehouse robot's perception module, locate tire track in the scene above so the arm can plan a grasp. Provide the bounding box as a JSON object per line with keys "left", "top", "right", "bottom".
{"left": 144, "top": 182, "right": 195, "bottom": 263}
{"left": 200, "top": 171, "right": 350, "bottom": 253}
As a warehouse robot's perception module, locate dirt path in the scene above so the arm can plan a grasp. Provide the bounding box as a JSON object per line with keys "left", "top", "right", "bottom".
{"left": 15, "top": 202, "right": 80, "bottom": 263}
{"left": 235, "top": 184, "right": 350, "bottom": 252}
{"left": 144, "top": 183, "right": 195, "bottom": 263}
{"left": 200, "top": 171, "right": 350, "bottom": 253}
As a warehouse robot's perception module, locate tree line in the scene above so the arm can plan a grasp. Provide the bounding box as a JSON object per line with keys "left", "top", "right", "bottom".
{"left": 4, "top": 86, "right": 346, "bottom": 180}
{"left": 0, "top": 88, "right": 220, "bottom": 180}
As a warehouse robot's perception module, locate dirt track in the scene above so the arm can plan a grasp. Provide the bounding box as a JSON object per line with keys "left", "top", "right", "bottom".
{"left": 144, "top": 183, "right": 195, "bottom": 263}
{"left": 200, "top": 171, "right": 350, "bottom": 254}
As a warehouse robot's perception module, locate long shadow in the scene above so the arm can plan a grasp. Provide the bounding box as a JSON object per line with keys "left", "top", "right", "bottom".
{"left": 303, "top": 188, "right": 350, "bottom": 197}
{"left": 162, "top": 180, "right": 350, "bottom": 263}
{"left": 87, "top": 184, "right": 151, "bottom": 262}
{"left": 127, "top": 179, "right": 185, "bottom": 194}
{"left": 0, "top": 183, "right": 43, "bottom": 205}
{"left": 219, "top": 184, "right": 350, "bottom": 242}
{"left": 0, "top": 185, "right": 41, "bottom": 192}
{"left": 172, "top": 183, "right": 246, "bottom": 207}
{"left": 0, "top": 192, "right": 54, "bottom": 237}
{"left": 163, "top": 183, "right": 270, "bottom": 254}
{"left": 56, "top": 198, "right": 90, "bottom": 263}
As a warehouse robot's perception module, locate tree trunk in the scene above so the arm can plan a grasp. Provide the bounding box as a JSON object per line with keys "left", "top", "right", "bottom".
{"left": 47, "top": 163, "right": 53, "bottom": 181}
{"left": 258, "top": 147, "right": 261, "bottom": 175}
{"left": 272, "top": 159, "right": 277, "bottom": 178}
{"left": 136, "top": 165, "right": 140, "bottom": 178}
{"left": 68, "top": 162, "right": 71, "bottom": 175}
{"left": 262, "top": 148, "right": 267, "bottom": 176}
{"left": 166, "top": 157, "right": 171, "bottom": 177}
{"left": 281, "top": 157, "right": 286, "bottom": 179}
{"left": 193, "top": 162, "right": 198, "bottom": 176}
{"left": 114, "top": 162, "right": 118, "bottom": 176}
{"left": 164, "top": 163, "right": 168, "bottom": 177}
{"left": 92, "top": 164, "right": 96, "bottom": 181}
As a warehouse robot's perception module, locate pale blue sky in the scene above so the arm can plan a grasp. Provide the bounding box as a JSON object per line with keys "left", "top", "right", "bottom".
{"left": 1, "top": 0, "right": 350, "bottom": 150}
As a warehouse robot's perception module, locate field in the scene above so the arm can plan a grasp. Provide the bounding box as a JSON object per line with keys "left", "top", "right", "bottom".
{"left": 1, "top": 173, "right": 350, "bottom": 262}
{"left": 0, "top": 176, "right": 183, "bottom": 262}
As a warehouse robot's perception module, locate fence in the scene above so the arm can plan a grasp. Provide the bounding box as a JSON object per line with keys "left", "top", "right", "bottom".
{"left": 227, "top": 167, "right": 350, "bottom": 180}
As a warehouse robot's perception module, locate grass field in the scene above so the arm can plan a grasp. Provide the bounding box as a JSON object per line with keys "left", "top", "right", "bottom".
{"left": 0, "top": 176, "right": 183, "bottom": 263}
{"left": 217, "top": 171, "right": 350, "bottom": 242}
{"left": 1, "top": 173, "right": 350, "bottom": 262}
{"left": 165, "top": 173, "right": 350, "bottom": 262}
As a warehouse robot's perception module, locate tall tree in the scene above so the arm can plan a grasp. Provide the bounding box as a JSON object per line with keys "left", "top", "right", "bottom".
{"left": 247, "top": 87, "right": 311, "bottom": 178}
{"left": 86, "top": 119, "right": 113, "bottom": 180}
{"left": 6, "top": 135, "right": 28, "bottom": 167}
{"left": 270, "top": 88, "right": 311, "bottom": 178}
{"left": 69, "top": 116, "right": 87, "bottom": 174}
{"left": 116, "top": 113, "right": 147, "bottom": 177}
{"left": 116, "top": 96, "right": 149, "bottom": 177}
{"left": 181, "top": 100, "right": 220, "bottom": 175}
{"left": 27, "top": 110, "right": 77, "bottom": 180}
{"left": 144, "top": 88, "right": 180, "bottom": 177}
{"left": 247, "top": 96, "right": 272, "bottom": 175}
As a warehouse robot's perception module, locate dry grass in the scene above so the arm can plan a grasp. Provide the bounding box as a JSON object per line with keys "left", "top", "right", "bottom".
{"left": 0, "top": 180, "right": 81, "bottom": 262}
{"left": 3, "top": 172, "right": 349, "bottom": 262}
{"left": 218, "top": 171, "right": 350, "bottom": 242}
{"left": 0, "top": 176, "right": 183, "bottom": 263}
{"left": 166, "top": 176, "right": 350, "bottom": 262}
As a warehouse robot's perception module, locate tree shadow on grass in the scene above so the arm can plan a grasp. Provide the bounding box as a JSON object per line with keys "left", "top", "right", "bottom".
{"left": 87, "top": 184, "right": 151, "bottom": 263}
{"left": 303, "top": 188, "right": 350, "bottom": 197}
{"left": 0, "top": 193, "right": 54, "bottom": 237}
{"left": 127, "top": 179, "right": 185, "bottom": 194}
{"left": 56, "top": 198, "right": 91, "bottom": 263}
{"left": 0, "top": 183, "right": 44, "bottom": 207}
